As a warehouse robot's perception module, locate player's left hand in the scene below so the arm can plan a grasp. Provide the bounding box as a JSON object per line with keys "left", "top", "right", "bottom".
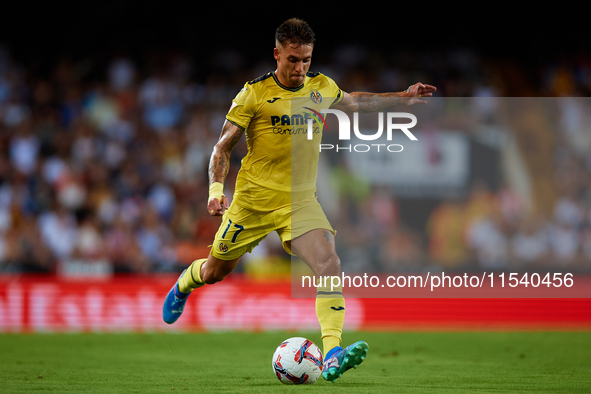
{"left": 405, "top": 82, "right": 437, "bottom": 104}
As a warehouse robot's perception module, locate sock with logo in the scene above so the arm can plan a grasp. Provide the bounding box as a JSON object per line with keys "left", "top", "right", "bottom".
{"left": 178, "top": 258, "right": 207, "bottom": 294}
{"left": 315, "top": 282, "right": 345, "bottom": 356}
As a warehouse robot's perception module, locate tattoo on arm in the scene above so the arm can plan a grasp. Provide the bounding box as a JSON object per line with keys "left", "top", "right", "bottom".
{"left": 323, "top": 230, "right": 333, "bottom": 243}
{"left": 208, "top": 121, "right": 244, "bottom": 185}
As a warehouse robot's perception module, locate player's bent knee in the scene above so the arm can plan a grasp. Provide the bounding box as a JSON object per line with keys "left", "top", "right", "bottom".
{"left": 315, "top": 253, "right": 341, "bottom": 277}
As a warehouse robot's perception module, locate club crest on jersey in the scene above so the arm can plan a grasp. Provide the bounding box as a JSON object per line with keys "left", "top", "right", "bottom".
{"left": 310, "top": 90, "right": 322, "bottom": 104}
{"left": 218, "top": 242, "right": 229, "bottom": 253}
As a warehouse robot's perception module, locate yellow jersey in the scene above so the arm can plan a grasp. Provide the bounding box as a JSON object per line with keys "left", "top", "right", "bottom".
{"left": 226, "top": 71, "right": 343, "bottom": 211}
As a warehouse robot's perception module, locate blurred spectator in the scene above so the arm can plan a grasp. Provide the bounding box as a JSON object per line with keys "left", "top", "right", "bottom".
{"left": 379, "top": 225, "right": 425, "bottom": 272}
{"left": 547, "top": 221, "right": 581, "bottom": 267}
{"left": 510, "top": 215, "right": 550, "bottom": 268}
{"left": 466, "top": 208, "right": 509, "bottom": 270}
{"left": 108, "top": 56, "right": 136, "bottom": 92}
{"left": 71, "top": 208, "right": 107, "bottom": 262}
{"left": 496, "top": 182, "right": 528, "bottom": 232}
{"left": 138, "top": 69, "right": 184, "bottom": 133}
{"left": 9, "top": 122, "right": 38, "bottom": 176}
{"left": 54, "top": 164, "right": 87, "bottom": 211}
{"left": 5, "top": 215, "right": 54, "bottom": 273}
{"left": 136, "top": 205, "right": 177, "bottom": 271}
{"left": 104, "top": 216, "right": 150, "bottom": 273}
{"left": 37, "top": 204, "right": 77, "bottom": 261}
{"left": 425, "top": 198, "right": 469, "bottom": 269}
{"left": 463, "top": 180, "right": 496, "bottom": 226}
{"left": 553, "top": 190, "right": 585, "bottom": 229}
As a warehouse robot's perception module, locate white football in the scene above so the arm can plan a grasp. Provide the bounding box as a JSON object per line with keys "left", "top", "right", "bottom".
{"left": 271, "top": 337, "right": 323, "bottom": 384}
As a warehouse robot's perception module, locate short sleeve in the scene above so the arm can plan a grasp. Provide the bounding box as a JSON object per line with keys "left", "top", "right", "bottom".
{"left": 226, "top": 83, "right": 256, "bottom": 130}
{"left": 324, "top": 75, "right": 343, "bottom": 107}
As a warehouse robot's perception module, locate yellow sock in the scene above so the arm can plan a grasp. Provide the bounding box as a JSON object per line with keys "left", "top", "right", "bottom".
{"left": 315, "top": 281, "right": 345, "bottom": 356}
{"left": 178, "top": 258, "right": 207, "bottom": 293}
{"left": 323, "top": 336, "right": 341, "bottom": 355}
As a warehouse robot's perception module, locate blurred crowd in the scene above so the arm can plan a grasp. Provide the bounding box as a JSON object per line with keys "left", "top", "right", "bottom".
{"left": 0, "top": 42, "right": 590, "bottom": 276}
{"left": 335, "top": 174, "right": 591, "bottom": 276}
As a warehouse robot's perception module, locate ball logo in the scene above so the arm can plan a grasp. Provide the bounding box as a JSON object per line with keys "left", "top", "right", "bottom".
{"left": 219, "top": 242, "right": 229, "bottom": 253}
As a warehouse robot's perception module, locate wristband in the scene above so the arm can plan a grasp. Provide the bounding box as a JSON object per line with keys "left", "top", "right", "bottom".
{"left": 209, "top": 182, "right": 224, "bottom": 202}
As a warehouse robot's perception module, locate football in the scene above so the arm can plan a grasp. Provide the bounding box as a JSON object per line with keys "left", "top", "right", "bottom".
{"left": 271, "top": 337, "right": 324, "bottom": 384}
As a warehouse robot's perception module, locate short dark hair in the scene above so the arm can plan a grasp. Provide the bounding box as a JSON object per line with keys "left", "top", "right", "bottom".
{"left": 275, "top": 18, "right": 315, "bottom": 47}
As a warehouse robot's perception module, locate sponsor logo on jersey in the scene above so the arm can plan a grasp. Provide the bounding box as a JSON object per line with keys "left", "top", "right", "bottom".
{"left": 270, "top": 112, "right": 322, "bottom": 137}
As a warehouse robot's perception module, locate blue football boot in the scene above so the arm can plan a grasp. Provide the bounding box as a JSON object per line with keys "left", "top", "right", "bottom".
{"left": 322, "top": 341, "right": 369, "bottom": 382}
{"left": 162, "top": 270, "right": 190, "bottom": 324}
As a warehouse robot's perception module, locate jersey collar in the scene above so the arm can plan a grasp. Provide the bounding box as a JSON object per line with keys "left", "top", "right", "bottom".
{"left": 272, "top": 72, "right": 305, "bottom": 92}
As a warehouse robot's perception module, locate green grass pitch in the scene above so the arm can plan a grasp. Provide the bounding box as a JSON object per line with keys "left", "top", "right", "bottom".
{"left": 1, "top": 331, "right": 590, "bottom": 393}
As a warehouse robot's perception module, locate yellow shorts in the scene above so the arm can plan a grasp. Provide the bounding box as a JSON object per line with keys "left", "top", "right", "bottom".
{"left": 210, "top": 198, "right": 334, "bottom": 261}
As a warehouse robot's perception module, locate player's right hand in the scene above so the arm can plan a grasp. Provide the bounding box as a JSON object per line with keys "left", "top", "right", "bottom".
{"left": 208, "top": 195, "right": 229, "bottom": 216}
{"left": 208, "top": 182, "right": 228, "bottom": 216}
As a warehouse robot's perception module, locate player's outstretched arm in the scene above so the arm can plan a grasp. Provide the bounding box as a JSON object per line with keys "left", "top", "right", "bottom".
{"left": 333, "top": 82, "right": 437, "bottom": 112}
{"left": 207, "top": 120, "right": 244, "bottom": 216}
